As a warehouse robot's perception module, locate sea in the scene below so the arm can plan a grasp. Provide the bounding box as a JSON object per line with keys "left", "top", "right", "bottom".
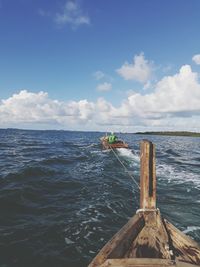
{"left": 0, "top": 129, "right": 200, "bottom": 267}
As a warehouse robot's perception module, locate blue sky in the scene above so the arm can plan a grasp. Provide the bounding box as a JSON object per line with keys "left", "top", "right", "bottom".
{"left": 1, "top": 0, "right": 200, "bottom": 131}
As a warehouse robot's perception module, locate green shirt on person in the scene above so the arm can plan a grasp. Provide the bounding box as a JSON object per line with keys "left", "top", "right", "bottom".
{"left": 108, "top": 134, "right": 117, "bottom": 144}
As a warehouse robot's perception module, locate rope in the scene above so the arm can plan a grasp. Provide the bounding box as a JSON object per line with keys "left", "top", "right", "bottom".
{"left": 108, "top": 144, "right": 140, "bottom": 190}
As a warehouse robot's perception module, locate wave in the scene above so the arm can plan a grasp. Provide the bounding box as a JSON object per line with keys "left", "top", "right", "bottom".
{"left": 3, "top": 166, "right": 56, "bottom": 181}
{"left": 157, "top": 162, "right": 200, "bottom": 188}
{"left": 183, "top": 226, "right": 200, "bottom": 234}
{"left": 116, "top": 148, "right": 139, "bottom": 161}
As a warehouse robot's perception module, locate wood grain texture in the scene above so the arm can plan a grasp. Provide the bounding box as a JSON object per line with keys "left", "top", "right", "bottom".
{"left": 126, "top": 210, "right": 171, "bottom": 259}
{"left": 140, "top": 140, "right": 156, "bottom": 209}
{"left": 164, "top": 219, "right": 200, "bottom": 265}
{"left": 88, "top": 214, "right": 144, "bottom": 267}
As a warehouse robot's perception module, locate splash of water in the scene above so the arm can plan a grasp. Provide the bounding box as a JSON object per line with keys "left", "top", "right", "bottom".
{"left": 117, "top": 148, "right": 140, "bottom": 162}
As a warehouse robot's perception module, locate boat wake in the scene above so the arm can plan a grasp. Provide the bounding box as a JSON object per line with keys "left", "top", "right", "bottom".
{"left": 157, "top": 162, "right": 200, "bottom": 189}
{"left": 116, "top": 148, "right": 140, "bottom": 162}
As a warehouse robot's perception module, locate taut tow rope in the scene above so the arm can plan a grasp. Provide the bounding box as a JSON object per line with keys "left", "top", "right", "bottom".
{"left": 108, "top": 144, "right": 140, "bottom": 190}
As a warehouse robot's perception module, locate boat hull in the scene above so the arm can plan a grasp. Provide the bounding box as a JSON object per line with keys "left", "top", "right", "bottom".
{"left": 88, "top": 210, "right": 200, "bottom": 267}
{"left": 100, "top": 137, "right": 129, "bottom": 149}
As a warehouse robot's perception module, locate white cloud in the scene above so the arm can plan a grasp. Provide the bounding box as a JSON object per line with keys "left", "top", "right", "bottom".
{"left": 93, "top": 71, "right": 114, "bottom": 83}
{"left": 192, "top": 54, "right": 200, "bottom": 65}
{"left": 1, "top": 64, "right": 200, "bottom": 132}
{"left": 116, "top": 53, "right": 153, "bottom": 83}
{"left": 115, "top": 65, "right": 200, "bottom": 129}
{"left": 55, "top": 1, "right": 90, "bottom": 28}
{"left": 0, "top": 90, "right": 95, "bottom": 129}
{"left": 96, "top": 82, "right": 112, "bottom": 92}
{"left": 102, "top": 64, "right": 200, "bottom": 131}
{"left": 143, "top": 81, "right": 152, "bottom": 90}
{"left": 93, "top": 71, "right": 105, "bottom": 80}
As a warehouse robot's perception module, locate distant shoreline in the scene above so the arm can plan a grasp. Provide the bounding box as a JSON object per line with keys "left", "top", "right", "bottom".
{"left": 135, "top": 131, "right": 200, "bottom": 137}
{"left": 1, "top": 128, "right": 200, "bottom": 137}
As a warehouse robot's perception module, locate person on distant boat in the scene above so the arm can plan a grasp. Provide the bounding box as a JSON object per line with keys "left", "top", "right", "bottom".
{"left": 108, "top": 132, "right": 118, "bottom": 144}
{"left": 104, "top": 132, "right": 109, "bottom": 141}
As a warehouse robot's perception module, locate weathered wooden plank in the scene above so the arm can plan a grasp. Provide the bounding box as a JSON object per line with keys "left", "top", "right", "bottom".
{"left": 126, "top": 210, "right": 171, "bottom": 259}
{"left": 140, "top": 140, "right": 156, "bottom": 209}
{"left": 100, "top": 258, "right": 172, "bottom": 266}
{"left": 100, "top": 258, "right": 199, "bottom": 267}
{"left": 164, "top": 219, "right": 200, "bottom": 265}
{"left": 88, "top": 214, "right": 144, "bottom": 267}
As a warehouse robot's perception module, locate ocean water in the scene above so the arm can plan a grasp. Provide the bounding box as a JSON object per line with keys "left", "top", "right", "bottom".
{"left": 0, "top": 129, "right": 200, "bottom": 267}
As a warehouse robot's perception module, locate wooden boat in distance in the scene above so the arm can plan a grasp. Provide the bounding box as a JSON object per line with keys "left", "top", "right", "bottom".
{"left": 88, "top": 140, "right": 200, "bottom": 267}
{"left": 100, "top": 136, "right": 129, "bottom": 149}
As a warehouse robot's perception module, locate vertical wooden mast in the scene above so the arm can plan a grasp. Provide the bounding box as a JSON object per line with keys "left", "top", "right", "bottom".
{"left": 140, "top": 140, "right": 156, "bottom": 209}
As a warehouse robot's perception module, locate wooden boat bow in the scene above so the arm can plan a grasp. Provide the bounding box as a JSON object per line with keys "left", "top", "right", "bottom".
{"left": 88, "top": 140, "right": 200, "bottom": 267}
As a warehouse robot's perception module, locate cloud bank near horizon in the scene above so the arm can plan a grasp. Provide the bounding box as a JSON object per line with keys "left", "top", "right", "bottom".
{"left": 1, "top": 63, "right": 200, "bottom": 132}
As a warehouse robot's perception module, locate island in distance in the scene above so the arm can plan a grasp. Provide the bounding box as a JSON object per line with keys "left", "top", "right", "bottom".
{"left": 135, "top": 131, "right": 200, "bottom": 137}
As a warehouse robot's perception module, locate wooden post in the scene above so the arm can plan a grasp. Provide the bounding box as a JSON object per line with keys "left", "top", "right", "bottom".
{"left": 140, "top": 140, "right": 156, "bottom": 209}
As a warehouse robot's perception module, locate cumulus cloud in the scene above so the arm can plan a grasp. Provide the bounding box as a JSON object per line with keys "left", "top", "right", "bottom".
{"left": 101, "top": 64, "right": 200, "bottom": 131}
{"left": 55, "top": 1, "right": 90, "bottom": 28}
{"left": 96, "top": 82, "right": 112, "bottom": 92}
{"left": 192, "top": 54, "right": 200, "bottom": 65}
{"left": 1, "top": 64, "right": 200, "bottom": 131}
{"left": 0, "top": 90, "right": 95, "bottom": 129}
{"left": 116, "top": 53, "right": 153, "bottom": 83}
{"left": 115, "top": 65, "right": 200, "bottom": 131}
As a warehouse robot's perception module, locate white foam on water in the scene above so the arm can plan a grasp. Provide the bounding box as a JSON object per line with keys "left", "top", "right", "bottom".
{"left": 64, "top": 237, "right": 75, "bottom": 245}
{"left": 91, "top": 150, "right": 102, "bottom": 154}
{"left": 157, "top": 162, "right": 200, "bottom": 187}
{"left": 80, "top": 143, "right": 96, "bottom": 148}
{"left": 102, "top": 149, "right": 110, "bottom": 154}
{"left": 117, "top": 148, "right": 139, "bottom": 162}
{"left": 183, "top": 226, "right": 200, "bottom": 234}
{"left": 84, "top": 231, "right": 93, "bottom": 239}
{"left": 106, "top": 203, "right": 117, "bottom": 214}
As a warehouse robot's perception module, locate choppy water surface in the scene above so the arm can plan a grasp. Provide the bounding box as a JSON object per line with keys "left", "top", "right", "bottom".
{"left": 0, "top": 129, "right": 200, "bottom": 267}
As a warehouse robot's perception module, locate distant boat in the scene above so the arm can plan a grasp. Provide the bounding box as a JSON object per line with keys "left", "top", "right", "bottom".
{"left": 88, "top": 140, "right": 200, "bottom": 267}
{"left": 100, "top": 136, "right": 129, "bottom": 149}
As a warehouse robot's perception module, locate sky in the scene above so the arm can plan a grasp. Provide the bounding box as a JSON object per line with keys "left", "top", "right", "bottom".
{"left": 1, "top": 0, "right": 200, "bottom": 132}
